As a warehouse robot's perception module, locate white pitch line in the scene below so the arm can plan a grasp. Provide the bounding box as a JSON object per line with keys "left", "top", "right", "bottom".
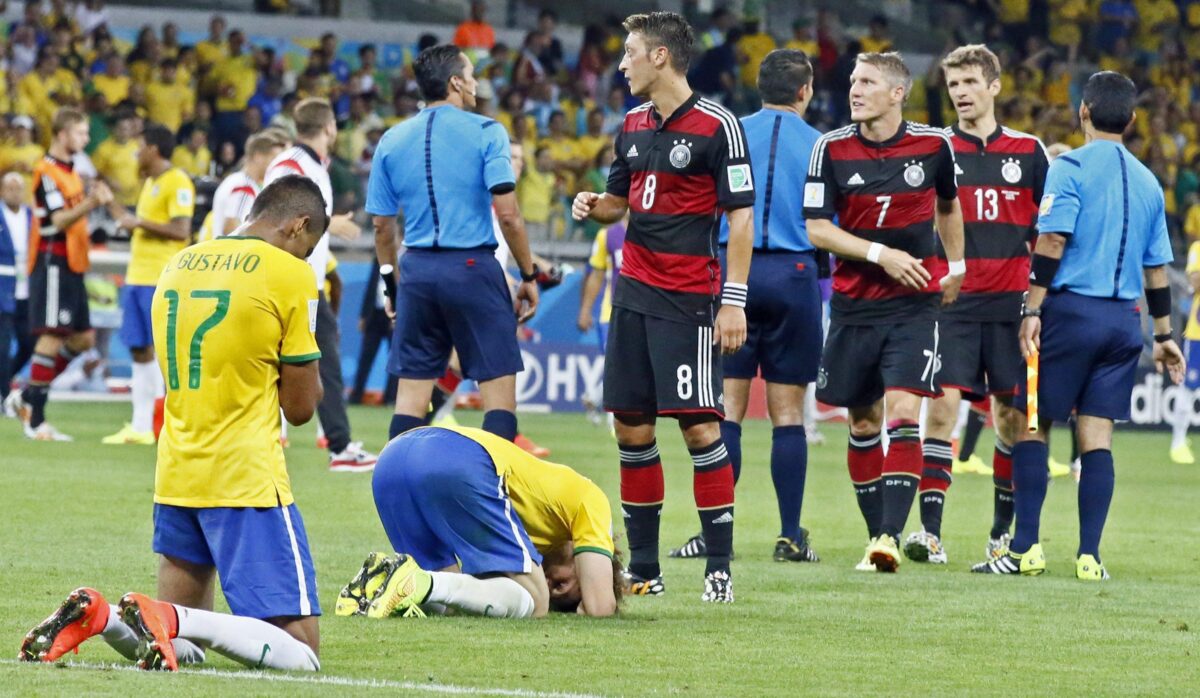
{"left": 0, "top": 659, "right": 604, "bottom": 698}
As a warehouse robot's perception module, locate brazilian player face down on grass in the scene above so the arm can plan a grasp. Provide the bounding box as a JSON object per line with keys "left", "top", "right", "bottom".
{"left": 21, "top": 176, "right": 332, "bottom": 672}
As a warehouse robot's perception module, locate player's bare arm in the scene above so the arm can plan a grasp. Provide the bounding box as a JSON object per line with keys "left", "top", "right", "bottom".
{"left": 124, "top": 215, "right": 192, "bottom": 241}
{"left": 578, "top": 267, "right": 605, "bottom": 332}
{"left": 716, "top": 205, "right": 752, "bottom": 355}
{"left": 372, "top": 214, "right": 401, "bottom": 317}
{"left": 574, "top": 551, "right": 618, "bottom": 617}
{"left": 1144, "top": 264, "right": 1186, "bottom": 384}
{"left": 327, "top": 212, "right": 362, "bottom": 240}
{"left": 572, "top": 191, "right": 629, "bottom": 224}
{"left": 492, "top": 189, "right": 539, "bottom": 322}
{"left": 808, "top": 217, "right": 932, "bottom": 290}
{"left": 51, "top": 181, "right": 111, "bottom": 231}
{"left": 280, "top": 360, "right": 322, "bottom": 425}
{"left": 935, "top": 195, "right": 966, "bottom": 305}
{"left": 1019, "top": 232, "right": 1066, "bottom": 357}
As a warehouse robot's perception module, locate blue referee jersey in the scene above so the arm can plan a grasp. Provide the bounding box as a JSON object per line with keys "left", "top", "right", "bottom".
{"left": 1036, "top": 140, "right": 1173, "bottom": 298}
{"left": 719, "top": 108, "right": 820, "bottom": 251}
{"left": 366, "top": 105, "right": 515, "bottom": 249}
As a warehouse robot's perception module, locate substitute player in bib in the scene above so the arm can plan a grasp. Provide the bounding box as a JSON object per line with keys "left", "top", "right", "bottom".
{"left": 572, "top": 12, "right": 755, "bottom": 602}
{"left": 20, "top": 175, "right": 329, "bottom": 672}
{"left": 104, "top": 124, "right": 196, "bottom": 446}
{"left": 7, "top": 107, "right": 115, "bottom": 440}
{"left": 266, "top": 98, "right": 378, "bottom": 472}
{"left": 803, "top": 52, "right": 966, "bottom": 572}
{"left": 369, "top": 45, "right": 539, "bottom": 444}
{"left": 338, "top": 425, "right": 619, "bottom": 619}
{"left": 670, "top": 49, "right": 823, "bottom": 564}
{"left": 975, "top": 72, "right": 1184, "bottom": 579}
{"left": 904, "top": 45, "right": 1050, "bottom": 565}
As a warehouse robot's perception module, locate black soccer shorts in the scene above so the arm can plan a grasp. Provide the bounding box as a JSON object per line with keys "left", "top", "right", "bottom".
{"left": 28, "top": 257, "right": 90, "bottom": 336}
{"left": 936, "top": 318, "right": 1023, "bottom": 399}
{"left": 815, "top": 318, "right": 942, "bottom": 408}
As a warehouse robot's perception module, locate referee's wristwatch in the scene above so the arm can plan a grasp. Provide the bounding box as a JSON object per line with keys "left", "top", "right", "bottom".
{"left": 520, "top": 264, "right": 540, "bottom": 283}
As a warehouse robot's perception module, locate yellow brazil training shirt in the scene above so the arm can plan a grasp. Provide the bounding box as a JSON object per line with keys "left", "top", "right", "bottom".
{"left": 127, "top": 167, "right": 196, "bottom": 286}
{"left": 152, "top": 236, "right": 321, "bottom": 508}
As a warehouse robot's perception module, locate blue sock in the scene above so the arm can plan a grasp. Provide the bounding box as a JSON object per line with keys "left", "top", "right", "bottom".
{"left": 771, "top": 425, "right": 808, "bottom": 541}
{"left": 482, "top": 409, "right": 518, "bottom": 441}
{"left": 389, "top": 413, "right": 425, "bottom": 440}
{"left": 1077, "top": 449, "right": 1115, "bottom": 560}
{"left": 1010, "top": 441, "right": 1049, "bottom": 554}
{"left": 720, "top": 421, "right": 743, "bottom": 484}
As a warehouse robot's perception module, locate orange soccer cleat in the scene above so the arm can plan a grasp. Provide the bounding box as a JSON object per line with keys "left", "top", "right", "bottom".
{"left": 19, "top": 587, "right": 109, "bottom": 663}
{"left": 514, "top": 433, "right": 550, "bottom": 458}
{"left": 117, "top": 593, "right": 179, "bottom": 671}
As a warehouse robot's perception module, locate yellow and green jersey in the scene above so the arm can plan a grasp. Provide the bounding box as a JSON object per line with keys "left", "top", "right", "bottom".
{"left": 128, "top": 167, "right": 195, "bottom": 286}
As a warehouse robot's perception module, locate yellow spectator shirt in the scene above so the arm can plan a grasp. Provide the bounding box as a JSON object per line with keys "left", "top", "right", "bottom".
{"left": 127, "top": 168, "right": 196, "bottom": 286}
{"left": 152, "top": 236, "right": 321, "bottom": 507}
{"left": 195, "top": 39, "right": 227, "bottom": 69}
{"left": 737, "top": 32, "right": 777, "bottom": 87}
{"left": 516, "top": 165, "right": 554, "bottom": 224}
{"left": 146, "top": 80, "right": 195, "bottom": 134}
{"left": 172, "top": 145, "right": 213, "bottom": 179}
{"left": 213, "top": 54, "right": 258, "bottom": 112}
{"left": 0, "top": 142, "right": 45, "bottom": 175}
{"left": 92, "top": 137, "right": 142, "bottom": 206}
{"left": 1186, "top": 241, "right": 1200, "bottom": 341}
{"left": 442, "top": 426, "right": 615, "bottom": 557}
{"left": 91, "top": 73, "right": 130, "bottom": 106}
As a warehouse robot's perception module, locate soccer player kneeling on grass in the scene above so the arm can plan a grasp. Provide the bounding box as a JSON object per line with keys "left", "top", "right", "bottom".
{"left": 20, "top": 175, "right": 329, "bottom": 672}
{"left": 338, "top": 426, "right": 619, "bottom": 618}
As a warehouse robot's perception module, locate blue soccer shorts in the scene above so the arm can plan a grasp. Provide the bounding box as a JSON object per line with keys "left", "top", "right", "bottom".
{"left": 118, "top": 284, "right": 156, "bottom": 350}
{"left": 388, "top": 248, "right": 523, "bottom": 382}
{"left": 372, "top": 427, "right": 541, "bottom": 575}
{"left": 152, "top": 503, "right": 321, "bottom": 619}
{"left": 1186, "top": 339, "right": 1200, "bottom": 390}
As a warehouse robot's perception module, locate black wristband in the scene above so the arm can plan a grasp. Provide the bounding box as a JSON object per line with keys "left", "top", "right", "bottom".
{"left": 520, "top": 264, "right": 539, "bottom": 282}
{"left": 1029, "top": 253, "right": 1060, "bottom": 289}
{"left": 1146, "top": 286, "right": 1172, "bottom": 319}
{"left": 1155, "top": 332, "right": 1174, "bottom": 343}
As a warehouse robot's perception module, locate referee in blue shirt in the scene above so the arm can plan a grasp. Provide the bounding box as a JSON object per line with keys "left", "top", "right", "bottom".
{"left": 369, "top": 45, "right": 539, "bottom": 442}
{"left": 974, "top": 72, "right": 1185, "bottom": 580}
{"left": 669, "top": 49, "right": 824, "bottom": 564}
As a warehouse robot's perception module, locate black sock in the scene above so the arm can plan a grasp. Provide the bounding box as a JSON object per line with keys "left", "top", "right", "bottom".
{"left": 991, "top": 440, "right": 1015, "bottom": 539}
{"left": 424, "top": 388, "right": 449, "bottom": 423}
{"left": 880, "top": 422, "right": 921, "bottom": 539}
{"left": 619, "top": 442, "right": 664, "bottom": 579}
{"left": 958, "top": 407, "right": 987, "bottom": 462}
{"left": 691, "top": 440, "right": 735, "bottom": 575}
{"left": 848, "top": 432, "right": 884, "bottom": 539}
{"left": 918, "top": 438, "right": 953, "bottom": 538}
{"left": 388, "top": 413, "right": 424, "bottom": 440}
{"left": 481, "top": 409, "right": 518, "bottom": 441}
{"left": 24, "top": 383, "right": 48, "bottom": 428}
{"left": 1069, "top": 419, "right": 1080, "bottom": 463}
{"left": 719, "top": 420, "right": 743, "bottom": 484}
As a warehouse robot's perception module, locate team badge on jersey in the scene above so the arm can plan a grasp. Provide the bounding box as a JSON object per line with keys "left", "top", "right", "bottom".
{"left": 669, "top": 140, "right": 693, "bottom": 169}
{"left": 903, "top": 161, "right": 925, "bottom": 187}
{"left": 1001, "top": 157, "right": 1022, "bottom": 184}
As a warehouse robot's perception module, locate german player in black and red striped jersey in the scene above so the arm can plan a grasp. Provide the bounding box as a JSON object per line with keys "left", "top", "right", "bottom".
{"left": 572, "top": 11, "right": 754, "bottom": 603}
{"left": 905, "top": 45, "right": 1051, "bottom": 566}
{"left": 803, "top": 52, "right": 966, "bottom": 573}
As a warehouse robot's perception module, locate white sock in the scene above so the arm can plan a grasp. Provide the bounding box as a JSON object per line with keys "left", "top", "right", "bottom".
{"left": 426, "top": 572, "right": 534, "bottom": 618}
{"left": 101, "top": 604, "right": 206, "bottom": 664}
{"left": 434, "top": 393, "right": 457, "bottom": 423}
{"left": 131, "top": 361, "right": 158, "bottom": 433}
{"left": 804, "top": 384, "right": 817, "bottom": 426}
{"left": 280, "top": 409, "right": 288, "bottom": 440}
{"left": 1172, "top": 400, "right": 1190, "bottom": 449}
{"left": 174, "top": 605, "right": 319, "bottom": 671}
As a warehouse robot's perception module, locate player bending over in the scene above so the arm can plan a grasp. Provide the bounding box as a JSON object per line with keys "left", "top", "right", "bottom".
{"left": 337, "top": 426, "right": 619, "bottom": 618}
{"left": 20, "top": 176, "right": 329, "bottom": 671}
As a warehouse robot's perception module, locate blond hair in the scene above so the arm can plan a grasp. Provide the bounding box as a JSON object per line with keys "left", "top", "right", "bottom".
{"left": 941, "top": 44, "right": 1002, "bottom": 85}
{"left": 855, "top": 52, "right": 912, "bottom": 97}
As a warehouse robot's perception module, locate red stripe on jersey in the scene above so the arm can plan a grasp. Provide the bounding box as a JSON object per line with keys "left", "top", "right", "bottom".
{"left": 827, "top": 134, "right": 943, "bottom": 162}
{"left": 231, "top": 185, "right": 257, "bottom": 198}
{"left": 275, "top": 159, "right": 304, "bottom": 174}
{"left": 630, "top": 171, "right": 718, "bottom": 216}
{"left": 622, "top": 107, "right": 722, "bottom": 139}
{"left": 958, "top": 185, "right": 1038, "bottom": 226}
{"left": 621, "top": 239, "right": 719, "bottom": 295}
{"left": 840, "top": 191, "right": 935, "bottom": 231}
{"left": 833, "top": 255, "right": 943, "bottom": 300}
{"left": 925, "top": 256, "right": 1029, "bottom": 294}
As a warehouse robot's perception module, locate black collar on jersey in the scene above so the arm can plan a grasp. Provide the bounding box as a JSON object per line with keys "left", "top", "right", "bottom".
{"left": 952, "top": 123, "right": 1004, "bottom": 149}
{"left": 855, "top": 120, "right": 908, "bottom": 149}
{"left": 296, "top": 142, "right": 321, "bottom": 164}
{"left": 44, "top": 153, "right": 74, "bottom": 171}
{"left": 650, "top": 92, "right": 700, "bottom": 131}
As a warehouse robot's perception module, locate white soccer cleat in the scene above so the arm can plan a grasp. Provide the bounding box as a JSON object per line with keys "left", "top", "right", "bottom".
{"left": 986, "top": 533, "right": 1012, "bottom": 560}
{"left": 903, "top": 529, "right": 947, "bottom": 564}
{"left": 855, "top": 540, "right": 876, "bottom": 572}
{"left": 4, "top": 389, "right": 29, "bottom": 421}
{"left": 25, "top": 421, "right": 74, "bottom": 441}
{"left": 330, "top": 441, "right": 378, "bottom": 472}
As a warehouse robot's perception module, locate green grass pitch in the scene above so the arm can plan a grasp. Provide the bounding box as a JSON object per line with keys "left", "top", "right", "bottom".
{"left": 1, "top": 404, "right": 1197, "bottom": 695}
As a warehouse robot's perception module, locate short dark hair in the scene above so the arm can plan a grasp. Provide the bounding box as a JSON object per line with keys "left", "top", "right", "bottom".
{"left": 758, "top": 49, "right": 813, "bottom": 105}
{"left": 623, "top": 11, "right": 694, "bottom": 73}
{"left": 142, "top": 123, "right": 176, "bottom": 160}
{"left": 538, "top": 8, "right": 557, "bottom": 22}
{"left": 414, "top": 45, "right": 466, "bottom": 101}
{"left": 1082, "top": 70, "right": 1137, "bottom": 134}
{"left": 250, "top": 174, "right": 328, "bottom": 237}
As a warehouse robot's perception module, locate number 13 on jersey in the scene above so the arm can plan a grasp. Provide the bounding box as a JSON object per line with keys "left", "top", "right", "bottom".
{"left": 163, "top": 289, "right": 230, "bottom": 390}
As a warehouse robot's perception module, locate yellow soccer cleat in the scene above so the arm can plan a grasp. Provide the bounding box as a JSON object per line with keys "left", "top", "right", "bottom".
{"left": 867, "top": 534, "right": 902, "bottom": 573}
{"left": 430, "top": 412, "right": 459, "bottom": 428}
{"left": 972, "top": 542, "right": 1046, "bottom": 575}
{"left": 855, "top": 540, "right": 877, "bottom": 571}
{"left": 1048, "top": 458, "right": 1072, "bottom": 478}
{"left": 102, "top": 424, "right": 155, "bottom": 445}
{"left": 1075, "top": 554, "right": 1110, "bottom": 581}
{"left": 1169, "top": 443, "right": 1195, "bottom": 465}
{"left": 953, "top": 454, "right": 992, "bottom": 475}
{"left": 366, "top": 554, "right": 431, "bottom": 619}
{"left": 335, "top": 552, "right": 398, "bottom": 616}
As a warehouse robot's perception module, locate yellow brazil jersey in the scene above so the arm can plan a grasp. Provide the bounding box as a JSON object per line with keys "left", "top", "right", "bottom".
{"left": 128, "top": 168, "right": 196, "bottom": 286}
{"left": 588, "top": 227, "right": 615, "bottom": 324}
{"left": 1187, "top": 241, "right": 1200, "bottom": 341}
{"left": 91, "top": 73, "right": 130, "bottom": 106}
{"left": 213, "top": 54, "right": 258, "bottom": 112}
{"left": 152, "top": 236, "right": 321, "bottom": 507}
{"left": 172, "top": 145, "right": 212, "bottom": 178}
{"left": 146, "top": 80, "right": 195, "bottom": 134}
{"left": 92, "top": 138, "right": 142, "bottom": 206}
{"left": 445, "top": 426, "right": 615, "bottom": 558}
